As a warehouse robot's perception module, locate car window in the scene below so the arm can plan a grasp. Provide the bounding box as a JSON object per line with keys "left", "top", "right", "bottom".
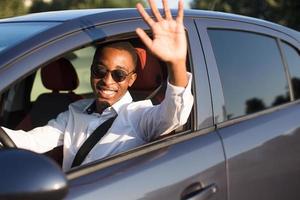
{"left": 281, "top": 42, "right": 300, "bottom": 100}
{"left": 208, "top": 29, "right": 290, "bottom": 120}
{"left": 30, "top": 46, "right": 95, "bottom": 101}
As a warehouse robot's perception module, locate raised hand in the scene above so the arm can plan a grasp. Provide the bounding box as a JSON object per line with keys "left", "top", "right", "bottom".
{"left": 136, "top": 0, "right": 188, "bottom": 87}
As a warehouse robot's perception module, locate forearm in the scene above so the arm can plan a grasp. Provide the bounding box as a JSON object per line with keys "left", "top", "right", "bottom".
{"left": 167, "top": 59, "right": 188, "bottom": 87}
{"left": 0, "top": 111, "right": 67, "bottom": 153}
{"left": 138, "top": 73, "right": 193, "bottom": 141}
{"left": 2, "top": 126, "right": 63, "bottom": 153}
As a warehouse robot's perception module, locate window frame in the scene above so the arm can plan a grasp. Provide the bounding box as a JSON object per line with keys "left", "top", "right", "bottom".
{"left": 67, "top": 17, "right": 211, "bottom": 178}
{"left": 195, "top": 18, "right": 300, "bottom": 127}
{"left": 0, "top": 17, "right": 212, "bottom": 179}
{"left": 208, "top": 29, "right": 291, "bottom": 120}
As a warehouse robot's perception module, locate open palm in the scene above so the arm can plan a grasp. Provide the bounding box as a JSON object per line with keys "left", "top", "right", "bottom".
{"left": 136, "top": 0, "right": 187, "bottom": 65}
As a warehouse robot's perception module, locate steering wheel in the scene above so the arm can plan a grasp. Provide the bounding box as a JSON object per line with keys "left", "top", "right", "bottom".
{"left": 0, "top": 127, "right": 16, "bottom": 148}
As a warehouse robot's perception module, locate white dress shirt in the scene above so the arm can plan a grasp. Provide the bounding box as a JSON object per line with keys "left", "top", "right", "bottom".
{"left": 3, "top": 73, "right": 193, "bottom": 171}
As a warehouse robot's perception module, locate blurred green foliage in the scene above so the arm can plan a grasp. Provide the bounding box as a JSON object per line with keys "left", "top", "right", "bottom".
{"left": 30, "top": 0, "right": 145, "bottom": 12}
{"left": 190, "top": 0, "right": 300, "bottom": 31}
{"left": 0, "top": 0, "right": 27, "bottom": 18}
{"left": 0, "top": 0, "right": 146, "bottom": 19}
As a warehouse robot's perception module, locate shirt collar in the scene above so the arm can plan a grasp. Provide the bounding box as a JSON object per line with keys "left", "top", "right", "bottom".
{"left": 85, "top": 100, "right": 97, "bottom": 114}
{"left": 85, "top": 91, "right": 133, "bottom": 115}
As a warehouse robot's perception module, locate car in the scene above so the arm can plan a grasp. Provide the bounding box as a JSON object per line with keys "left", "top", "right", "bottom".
{"left": 0, "top": 7, "right": 300, "bottom": 200}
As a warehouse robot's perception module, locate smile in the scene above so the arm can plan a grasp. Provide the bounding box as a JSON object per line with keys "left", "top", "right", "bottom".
{"left": 98, "top": 88, "right": 117, "bottom": 98}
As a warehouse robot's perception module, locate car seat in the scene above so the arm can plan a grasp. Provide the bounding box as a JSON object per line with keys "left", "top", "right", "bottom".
{"left": 130, "top": 47, "right": 167, "bottom": 104}
{"left": 132, "top": 47, "right": 190, "bottom": 137}
{"left": 17, "top": 58, "right": 82, "bottom": 131}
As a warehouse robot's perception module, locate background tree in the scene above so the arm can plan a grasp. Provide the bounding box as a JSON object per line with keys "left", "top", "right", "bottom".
{"left": 190, "top": 0, "right": 300, "bottom": 31}
{"left": 0, "top": 0, "right": 146, "bottom": 19}
{"left": 0, "top": 0, "right": 27, "bottom": 18}
{"left": 30, "top": 0, "right": 145, "bottom": 13}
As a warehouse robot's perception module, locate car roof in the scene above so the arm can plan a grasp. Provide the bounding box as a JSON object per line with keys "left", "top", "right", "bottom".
{"left": 1, "top": 8, "right": 299, "bottom": 39}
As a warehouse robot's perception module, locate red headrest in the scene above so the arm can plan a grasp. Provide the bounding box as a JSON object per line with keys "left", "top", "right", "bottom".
{"left": 132, "top": 48, "right": 164, "bottom": 90}
{"left": 41, "top": 58, "right": 79, "bottom": 92}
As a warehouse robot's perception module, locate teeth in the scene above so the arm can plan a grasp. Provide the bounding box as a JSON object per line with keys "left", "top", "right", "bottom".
{"left": 102, "top": 90, "right": 115, "bottom": 95}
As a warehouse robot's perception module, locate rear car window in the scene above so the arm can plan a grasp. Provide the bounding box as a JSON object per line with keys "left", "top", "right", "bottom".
{"left": 208, "top": 29, "right": 290, "bottom": 120}
{"left": 281, "top": 42, "right": 300, "bottom": 100}
{"left": 0, "top": 22, "right": 59, "bottom": 53}
{"left": 31, "top": 46, "right": 95, "bottom": 101}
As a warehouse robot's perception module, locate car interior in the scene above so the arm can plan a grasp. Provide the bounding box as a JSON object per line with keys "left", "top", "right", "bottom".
{"left": 0, "top": 37, "right": 192, "bottom": 167}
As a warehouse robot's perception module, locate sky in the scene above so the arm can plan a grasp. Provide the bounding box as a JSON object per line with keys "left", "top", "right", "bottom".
{"left": 153, "top": 0, "right": 192, "bottom": 9}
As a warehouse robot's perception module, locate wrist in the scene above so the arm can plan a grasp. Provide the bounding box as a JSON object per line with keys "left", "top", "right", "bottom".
{"left": 167, "top": 60, "right": 188, "bottom": 87}
{"left": 168, "top": 59, "right": 186, "bottom": 69}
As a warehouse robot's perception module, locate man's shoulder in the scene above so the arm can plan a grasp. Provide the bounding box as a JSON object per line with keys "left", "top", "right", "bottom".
{"left": 69, "top": 98, "right": 94, "bottom": 112}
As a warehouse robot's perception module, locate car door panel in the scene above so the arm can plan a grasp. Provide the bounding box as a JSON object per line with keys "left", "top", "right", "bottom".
{"left": 0, "top": 16, "right": 226, "bottom": 200}
{"left": 65, "top": 18, "right": 226, "bottom": 200}
{"left": 67, "top": 130, "right": 226, "bottom": 200}
{"left": 196, "top": 18, "right": 300, "bottom": 199}
{"left": 218, "top": 104, "right": 300, "bottom": 200}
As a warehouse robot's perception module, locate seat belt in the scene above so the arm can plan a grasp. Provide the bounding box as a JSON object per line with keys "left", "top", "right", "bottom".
{"left": 71, "top": 116, "right": 117, "bottom": 168}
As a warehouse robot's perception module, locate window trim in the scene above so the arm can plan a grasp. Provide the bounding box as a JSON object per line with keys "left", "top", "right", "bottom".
{"left": 216, "top": 100, "right": 300, "bottom": 129}
{"left": 277, "top": 39, "right": 294, "bottom": 101}
{"left": 279, "top": 39, "right": 300, "bottom": 101}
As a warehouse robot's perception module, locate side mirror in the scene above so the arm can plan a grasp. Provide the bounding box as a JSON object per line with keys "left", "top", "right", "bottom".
{"left": 0, "top": 149, "right": 68, "bottom": 200}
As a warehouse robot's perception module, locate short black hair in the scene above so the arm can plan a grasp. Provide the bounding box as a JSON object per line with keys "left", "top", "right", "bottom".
{"left": 93, "top": 41, "right": 138, "bottom": 71}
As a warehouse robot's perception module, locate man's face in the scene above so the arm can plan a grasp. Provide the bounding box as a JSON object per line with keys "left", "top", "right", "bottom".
{"left": 91, "top": 47, "right": 137, "bottom": 110}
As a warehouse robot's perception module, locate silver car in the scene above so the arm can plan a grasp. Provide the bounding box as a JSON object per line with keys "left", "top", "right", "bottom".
{"left": 0, "top": 8, "right": 300, "bottom": 200}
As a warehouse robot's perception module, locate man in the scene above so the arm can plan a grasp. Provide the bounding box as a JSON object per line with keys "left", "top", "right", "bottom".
{"left": 2, "top": 0, "right": 193, "bottom": 171}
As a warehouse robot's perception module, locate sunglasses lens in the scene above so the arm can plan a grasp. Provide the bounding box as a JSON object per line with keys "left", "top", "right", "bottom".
{"left": 92, "top": 66, "right": 131, "bottom": 82}
{"left": 92, "top": 67, "right": 107, "bottom": 79}
{"left": 111, "top": 70, "right": 128, "bottom": 82}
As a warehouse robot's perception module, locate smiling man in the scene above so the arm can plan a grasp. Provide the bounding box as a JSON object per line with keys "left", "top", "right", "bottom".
{"left": 1, "top": 0, "right": 194, "bottom": 171}
{"left": 91, "top": 42, "right": 138, "bottom": 113}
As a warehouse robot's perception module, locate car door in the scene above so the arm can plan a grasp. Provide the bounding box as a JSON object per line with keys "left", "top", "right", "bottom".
{"left": 0, "top": 14, "right": 226, "bottom": 200}
{"left": 64, "top": 17, "right": 227, "bottom": 200}
{"left": 196, "top": 18, "right": 300, "bottom": 200}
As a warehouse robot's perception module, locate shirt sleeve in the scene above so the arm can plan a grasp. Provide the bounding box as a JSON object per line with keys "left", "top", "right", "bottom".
{"left": 1, "top": 110, "right": 68, "bottom": 153}
{"left": 135, "top": 72, "right": 194, "bottom": 141}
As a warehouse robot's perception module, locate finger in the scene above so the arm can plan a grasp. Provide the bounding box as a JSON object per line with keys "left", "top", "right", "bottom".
{"left": 176, "top": 0, "right": 184, "bottom": 24}
{"left": 136, "top": 28, "right": 153, "bottom": 49}
{"left": 162, "top": 0, "right": 172, "bottom": 20}
{"left": 148, "top": 0, "right": 163, "bottom": 21}
{"left": 136, "top": 3, "right": 155, "bottom": 27}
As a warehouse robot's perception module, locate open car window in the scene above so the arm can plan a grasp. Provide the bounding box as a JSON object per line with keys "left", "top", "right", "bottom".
{"left": 31, "top": 46, "right": 95, "bottom": 101}
{"left": 0, "top": 34, "right": 193, "bottom": 169}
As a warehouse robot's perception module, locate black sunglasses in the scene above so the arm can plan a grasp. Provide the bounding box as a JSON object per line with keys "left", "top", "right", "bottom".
{"left": 92, "top": 65, "right": 135, "bottom": 82}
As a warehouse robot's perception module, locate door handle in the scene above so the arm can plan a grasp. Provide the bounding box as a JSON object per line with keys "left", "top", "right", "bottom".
{"left": 181, "top": 183, "right": 217, "bottom": 200}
